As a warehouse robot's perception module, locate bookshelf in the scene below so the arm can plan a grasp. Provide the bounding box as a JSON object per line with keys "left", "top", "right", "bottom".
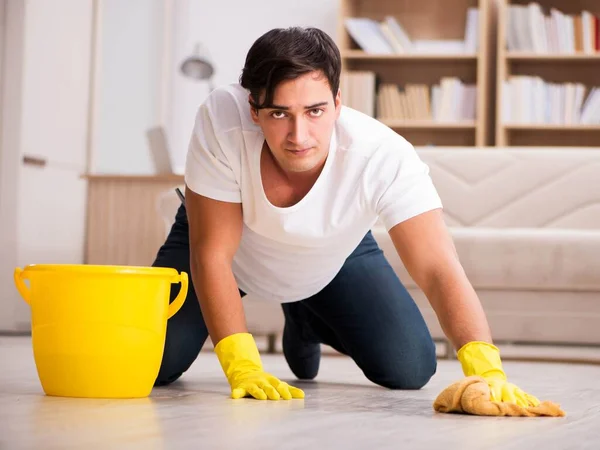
{"left": 337, "top": 0, "right": 496, "bottom": 147}
{"left": 496, "top": 0, "right": 600, "bottom": 146}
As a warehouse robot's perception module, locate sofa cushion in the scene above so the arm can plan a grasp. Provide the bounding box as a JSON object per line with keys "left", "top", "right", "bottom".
{"left": 408, "top": 287, "right": 600, "bottom": 345}
{"left": 374, "top": 227, "right": 600, "bottom": 291}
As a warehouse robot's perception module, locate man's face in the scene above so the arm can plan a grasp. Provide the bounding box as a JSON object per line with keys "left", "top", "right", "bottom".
{"left": 250, "top": 71, "right": 341, "bottom": 174}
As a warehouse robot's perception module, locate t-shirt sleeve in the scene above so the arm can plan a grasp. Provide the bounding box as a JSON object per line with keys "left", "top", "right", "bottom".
{"left": 184, "top": 102, "right": 242, "bottom": 203}
{"left": 366, "top": 135, "right": 442, "bottom": 231}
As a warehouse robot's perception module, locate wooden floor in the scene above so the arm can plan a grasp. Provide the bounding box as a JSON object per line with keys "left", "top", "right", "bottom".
{"left": 2, "top": 336, "right": 599, "bottom": 450}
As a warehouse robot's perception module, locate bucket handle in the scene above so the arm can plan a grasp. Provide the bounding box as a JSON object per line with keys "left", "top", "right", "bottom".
{"left": 14, "top": 268, "right": 31, "bottom": 304}
{"left": 168, "top": 271, "right": 188, "bottom": 319}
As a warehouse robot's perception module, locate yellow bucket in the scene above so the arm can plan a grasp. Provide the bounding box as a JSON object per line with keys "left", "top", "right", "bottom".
{"left": 13, "top": 264, "right": 188, "bottom": 399}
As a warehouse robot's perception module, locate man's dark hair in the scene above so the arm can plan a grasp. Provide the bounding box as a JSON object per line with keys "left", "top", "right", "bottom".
{"left": 240, "top": 27, "right": 341, "bottom": 110}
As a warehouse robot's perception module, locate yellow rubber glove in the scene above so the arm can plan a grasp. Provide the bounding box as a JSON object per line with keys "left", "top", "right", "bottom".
{"left": 214, "top": 332, "right": 305, "bottom": 400}
{"left": 457, "top": 341, "right": 540, "bottom": 407}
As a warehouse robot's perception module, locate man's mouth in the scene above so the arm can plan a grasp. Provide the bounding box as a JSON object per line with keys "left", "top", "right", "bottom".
{"left": 287, "top": 147, "right": 312, "bottom": 155}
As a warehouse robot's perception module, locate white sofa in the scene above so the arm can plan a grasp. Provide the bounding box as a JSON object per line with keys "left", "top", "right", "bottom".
{"left": 160, "top": 148, "right": 600, "bottom": 356}
{"left": 375, "top": 148, "right": 600, "bottom": 350}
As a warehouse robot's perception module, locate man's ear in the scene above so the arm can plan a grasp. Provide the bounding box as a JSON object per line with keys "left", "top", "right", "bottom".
{"left": 335, "top": 88, "right": 342, "bottom": 119}
{"left": 248, "top": 94, "right": 260, "bottom": 124}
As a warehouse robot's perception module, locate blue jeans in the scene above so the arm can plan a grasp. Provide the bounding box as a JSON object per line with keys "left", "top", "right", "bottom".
{"left": 152, "top": 204, "right": 437, "bottom": 389}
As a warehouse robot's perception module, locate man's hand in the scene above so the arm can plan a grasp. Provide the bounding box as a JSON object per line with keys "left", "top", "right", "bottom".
{"left": 228, "top": 371, "right": 304, "bottom": 400}
{"left": 214, "top": 332, "right": 305, "bottom": 400}
{"left": 457, "top": 341, "right": 540, "bottom": 407}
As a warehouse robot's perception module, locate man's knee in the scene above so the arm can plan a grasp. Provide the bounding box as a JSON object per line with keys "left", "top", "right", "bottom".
{"left": 153, "top": 285, "right": 207, "bottom": 386}
{"left": 155, "top": 369, "right": 183, "bottom": 386}
{"left": 363, "top": 341, "right": 437, "bottom": 390}
{"left": 154, "top": 322, "right": 206, "bottom": 386}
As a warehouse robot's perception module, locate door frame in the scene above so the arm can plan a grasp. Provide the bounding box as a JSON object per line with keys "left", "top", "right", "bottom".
{"left": 0, "top": 0, "right": 28, "bottom": 333}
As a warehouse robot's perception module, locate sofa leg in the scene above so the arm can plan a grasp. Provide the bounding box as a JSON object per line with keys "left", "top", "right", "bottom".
{"left": 267, "top": 333, "right": 277, "bottom": 354}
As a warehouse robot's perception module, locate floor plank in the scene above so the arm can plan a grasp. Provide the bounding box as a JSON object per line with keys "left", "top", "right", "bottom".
{"left": 1, "top": 336, "right": 598, "bottom": 450}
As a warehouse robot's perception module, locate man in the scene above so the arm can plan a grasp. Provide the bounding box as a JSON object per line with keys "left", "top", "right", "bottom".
{"left": 152, "top": 27, "right": 540, "bottom": 406}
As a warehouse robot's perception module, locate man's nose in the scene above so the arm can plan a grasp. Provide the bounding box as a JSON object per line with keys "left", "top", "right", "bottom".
{"left": 288, "top": 117, "right": 309, "bottom": 145}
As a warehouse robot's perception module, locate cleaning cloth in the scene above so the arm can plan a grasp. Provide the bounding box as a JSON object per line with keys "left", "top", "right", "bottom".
{"left": 433, "top": 376, "right": 565, "bottom": 417}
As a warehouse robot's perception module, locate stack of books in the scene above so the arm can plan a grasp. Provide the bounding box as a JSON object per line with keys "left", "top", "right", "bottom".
{"left": 344, "top": 10, "right": 479, "bottom": 54}
{"left": 340, "top": 72, "right": 477, "bottom": 122}
{"left": 506, "top": 3, "right": 599, "bottom": 53}
{"left": 502, "top": 76, "right": 600, "bottom": 124}
{"left": 378, "top": 78, "right": 476, "bottom": 122}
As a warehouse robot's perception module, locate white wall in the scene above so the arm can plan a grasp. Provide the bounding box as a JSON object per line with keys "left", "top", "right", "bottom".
{"left": 0, "top": 0, "right": 93, "bottom": 332}
{"left": 91, "top": 0, "right": 165, "bottom": 174}
{"left": 89, "top": 0, "right": 339, "bottom": 174}
{"left": 167, "top": 0, "right": 339, "bottom": 172}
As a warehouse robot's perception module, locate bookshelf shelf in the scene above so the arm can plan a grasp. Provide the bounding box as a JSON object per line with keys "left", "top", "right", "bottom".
{"left": 506, "top": 127, "right": 600, "bottom": 147}
{"left": 381, "top": 119, "right": 477, "bottom": 129}
{"left": 504, "top": 124, "right": 600, "bottom": 130}
{"left": 342, "top": 50, "right": 478, "bottom": 61}
{"left": 496, "top": 1, "right": 600, "bottom": 146}
{"left": 338, "top": 0, "right": 495, "bottom": 147}
{"left": 506, "top": 52, "right": 600, "bottom": 61}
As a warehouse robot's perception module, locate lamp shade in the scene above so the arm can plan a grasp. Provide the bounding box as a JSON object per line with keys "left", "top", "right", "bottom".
{"left": 180, "top": 43, "right": 214, "bottom": 80}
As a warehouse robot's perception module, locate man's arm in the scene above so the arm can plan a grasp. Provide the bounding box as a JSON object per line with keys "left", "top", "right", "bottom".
{"left": 389, "top": 208, "right": 543, "bottom": 407}
{"left": 185, "top": 185, "right": 246, "bottom": 344}
{"left": 185, "top": 185, "right": 304, "bottom": 400}
{"left": 387, "top": 208, "right": 492, "bottom": 350}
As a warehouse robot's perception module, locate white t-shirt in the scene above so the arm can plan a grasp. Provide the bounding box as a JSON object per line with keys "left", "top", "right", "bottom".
{"left": 184, "top": 83, "right": 442, "bottom": 303}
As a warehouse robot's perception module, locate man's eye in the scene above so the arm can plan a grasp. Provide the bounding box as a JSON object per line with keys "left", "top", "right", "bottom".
{"left": 309, "top": 109, "right": 324, "bottom": 117}
{"left": 271, "top": 111, "right": 286, "bottom": 119}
